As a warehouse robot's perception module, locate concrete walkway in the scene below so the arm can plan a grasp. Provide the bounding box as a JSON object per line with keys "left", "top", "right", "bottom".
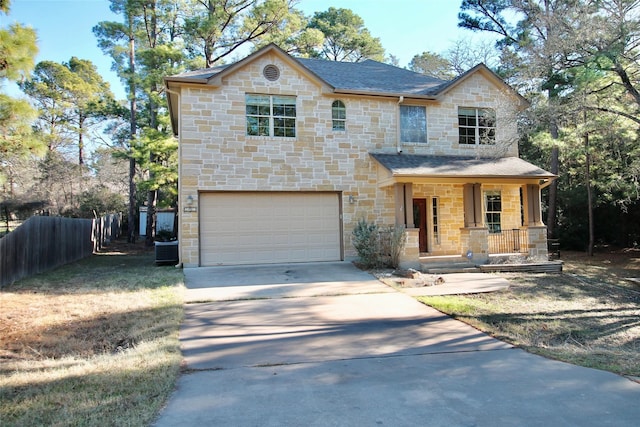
{"left": 154, "top": 262, "right": 640, "bottom": 427}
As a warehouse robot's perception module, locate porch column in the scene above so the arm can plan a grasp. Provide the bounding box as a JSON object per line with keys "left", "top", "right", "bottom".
{"left": 404, "top": 183, "right": 415, "bottom": 228}
{"left": 524, "top": 184, "right": 543, "bottom": 226}
{"left": 460, "top": 227, "right": 489, "bottom": 263}
{"left": 461, "top": 183, "right": 488, "bottom": 263}
{"left": 393, "top": 183, "right": 415, "bottom": 228}
{"left": 463, "top": 183, "right": 483, "bottom": 227}
{"left": 527, "top": 226, "right": 549, "bottom": 260}
{"left": 400, "top": 228, "right": 420, "bottom": 270}
{"left": 394, "top": 183, "right": 419, "bottom": 269}
{"left": 394, "top": 184, "right": 404, "bottom": 226}
{"left": 521, "top": 184, "right": 549, "bottom": 260}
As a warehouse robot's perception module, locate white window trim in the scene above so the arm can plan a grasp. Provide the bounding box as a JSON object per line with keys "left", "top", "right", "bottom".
{"left": 332, "top": 100, "right": 346, "bottom": 131}
{"left": 246, "top": 94, "right": 297, "bottom": 138}
{"left": 431, "top": 197, "right": 440, "bottom": 245}
{"left": 458, "top": 107, "right": 496, "bottom": 145}
{"left": 484, "top": 190, "right": 502, "bottom": 234}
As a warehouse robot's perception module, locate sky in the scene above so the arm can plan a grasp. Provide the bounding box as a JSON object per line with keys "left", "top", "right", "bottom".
{"left": 2, "top": 0, "right": 497, "bottom": 100}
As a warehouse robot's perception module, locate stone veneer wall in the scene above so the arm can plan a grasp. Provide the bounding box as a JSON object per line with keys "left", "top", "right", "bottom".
{"left": 176, "top": 52, "right": 522, "bottom": 266}
{"left": 483, "top": 184, "right": 522, "bottom": 231}
{"left": 527, "top": 226, "right": 550, "bottom": 260}
{"left": 401, "top": 72, "right": 520, "bottom": 158}
{"left": 412, "top": 183, "right": 464, "bottom": 255}
{"left": 412, "top": 183, "right": 527, "bottom": 257}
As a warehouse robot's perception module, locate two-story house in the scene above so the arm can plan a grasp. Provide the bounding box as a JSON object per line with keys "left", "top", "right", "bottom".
{"left": 165, "top": 44, "right": 555, "bottom": 269}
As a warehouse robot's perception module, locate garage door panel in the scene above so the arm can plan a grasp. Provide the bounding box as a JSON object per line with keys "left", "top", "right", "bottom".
{"left": 200, "top": 192, "right": 341, "bottom": 266}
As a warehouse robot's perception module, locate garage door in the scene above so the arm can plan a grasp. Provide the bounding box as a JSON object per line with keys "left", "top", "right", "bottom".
{"left": 200, "top": 192, "right": 341, "bottom": 266}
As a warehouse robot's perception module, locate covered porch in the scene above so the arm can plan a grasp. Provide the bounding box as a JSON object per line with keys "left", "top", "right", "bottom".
{"left": 370, "top": 153, "right": 557, "bottom": 269}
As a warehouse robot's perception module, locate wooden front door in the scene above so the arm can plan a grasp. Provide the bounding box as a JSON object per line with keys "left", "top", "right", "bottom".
{"left": 413, "top": 199, "right": 428, "bottom": 253}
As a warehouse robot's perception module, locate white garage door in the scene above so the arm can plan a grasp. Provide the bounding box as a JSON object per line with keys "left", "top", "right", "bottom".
{"left": 200, "top": 192, "right": 341, "bottom": 266}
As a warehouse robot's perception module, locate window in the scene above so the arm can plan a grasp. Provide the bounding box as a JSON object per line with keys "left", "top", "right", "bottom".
{"left": 400, "top": 105, "right": 427, "bottom": 143}
{"left": 458, "top": 107, "right": 496, "bottom": 145}
{"left": 332, "top": 100, "right": 346, "bottom": 131}
{"left": 485, "top": 191, "right": 502, "bottom": 233}
{"left": 432, "top": 197, "right": 440, "bottom": 244}
{"left": 246, "top": 94, "right": 296, "bottom": 137}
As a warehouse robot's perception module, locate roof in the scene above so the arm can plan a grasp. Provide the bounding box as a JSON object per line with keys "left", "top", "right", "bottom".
{"left": 295, "top": 58, "right": 448, "bottom": 96}
{"left": 165, "top": 44, "right": 526, "bottom": 101}
{"left": 165, "top": 53, "right": 448, "bottom": 97}
{"left": 171, "top": 64, "right": 230, "bottom": 81}
{"left": 370, "top": 153, "right": 556, "bottom": 180}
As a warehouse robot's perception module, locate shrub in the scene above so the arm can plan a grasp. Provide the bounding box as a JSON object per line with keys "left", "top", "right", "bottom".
{"left": 388, "top": 225, "right": 406, "bottom": 269}
{"left": 352, "top": 218, "right": 381, "bottom": 268}
{"left": 353, "top": 219, "right": 406, "bottom": 269}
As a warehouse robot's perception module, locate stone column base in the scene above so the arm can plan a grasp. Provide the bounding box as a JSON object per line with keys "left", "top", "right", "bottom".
{"left": 527, "top": 226, "right": 549, "bottom": 261}
{"left": 399, "top": 228, "right": 420, "bottom": 270}
{"left": 460, "top": 227, "right": 489, "bottom": 263}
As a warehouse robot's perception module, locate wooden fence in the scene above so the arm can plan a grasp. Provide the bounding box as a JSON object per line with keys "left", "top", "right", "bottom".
{"left": 93, "top": 213, "right": 122, "bottom": 251}
{"left": 0, "top": 214, "right": 121, "bottom": 288}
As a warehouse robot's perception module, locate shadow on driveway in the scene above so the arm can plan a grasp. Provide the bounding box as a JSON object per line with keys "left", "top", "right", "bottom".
{"left": 154, "top": 262, "right": 640, "bottom": 427}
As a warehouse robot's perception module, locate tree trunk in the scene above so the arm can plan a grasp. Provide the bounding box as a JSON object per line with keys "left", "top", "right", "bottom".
{"left": 145, "top": 189, "right": 157, "bottom": 245}
{"left": 128, "top": 156, "right": 136, "bottom": 243}
{"left": 145, "top": 90, "right": 158, "bottom": 246}
{"left": 547, "top": 122, "right": 559, "bottom": 239}
{"left": 78, "top": 116, "right": 84, "bottom": 165}
{"left": 585, "top": 131, "right": 594, "bottom": 256}
{"left": 127, "top": 16, "right": 137, "bottom": 244}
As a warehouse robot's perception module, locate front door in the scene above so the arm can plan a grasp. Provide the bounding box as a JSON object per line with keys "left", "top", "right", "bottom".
{"left": 413, "top": 199, "right": 428, "bottom": 253}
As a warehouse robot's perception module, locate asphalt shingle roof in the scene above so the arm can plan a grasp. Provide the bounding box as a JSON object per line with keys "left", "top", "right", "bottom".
{"left": 169, "top": 55, "right": 450, "bottom": 96}
{"left": 172, "top": 64, "right": 230, "bottom": 80}
{"left": 370, "top": 153, "right": 556, "bottom": 179}
{"left": 295, "top": 58, "right": 448, "bottom": 95}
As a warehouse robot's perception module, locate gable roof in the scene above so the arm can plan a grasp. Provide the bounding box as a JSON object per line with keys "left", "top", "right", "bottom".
{"left": 435, "top": 63, "right": 528, "bottom": 108}
{"left": 164, "top": 44, "right": 529, "bottom": 134}
{"left": 164, "top": 44, "right": 446, "bottom": 93}
{"left": 371, "top": 153, "right": 556, "bottom": 185}
{"left": 165, "top": 43, "right": 525, "bottom": 101}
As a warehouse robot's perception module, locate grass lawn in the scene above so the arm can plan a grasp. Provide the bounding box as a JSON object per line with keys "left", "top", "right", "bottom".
{"left": 419, "top": 249, "right": 640, "bottom": 378}
{"left": 0, "top": 241, "right": 185, "bottom": 426}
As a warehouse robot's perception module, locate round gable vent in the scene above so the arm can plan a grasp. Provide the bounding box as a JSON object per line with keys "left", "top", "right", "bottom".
{"left": 263, "top": 64, "right": 280, "bottom": 81}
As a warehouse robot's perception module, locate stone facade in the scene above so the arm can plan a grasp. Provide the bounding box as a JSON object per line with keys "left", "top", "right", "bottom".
{"left": 169, "top": 47, "right": 549, "bottom": 267}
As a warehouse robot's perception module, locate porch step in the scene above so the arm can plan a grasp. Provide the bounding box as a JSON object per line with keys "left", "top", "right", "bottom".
{"left": 479, "top": 261, "right": 563, "bottom": 273}
{"left": 420, "top": 263, "right": 480, "bottom": 274}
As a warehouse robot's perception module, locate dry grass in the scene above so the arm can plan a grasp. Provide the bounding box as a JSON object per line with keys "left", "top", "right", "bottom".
{"left": 0, "top": 241, "right": 185, "bottom": 426}
{"left": 419, "top": 249, "right": 640, "bottom": 378}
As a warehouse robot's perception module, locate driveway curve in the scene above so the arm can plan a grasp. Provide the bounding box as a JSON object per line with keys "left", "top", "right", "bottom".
{"left": 155, "top": 262, "right": 640, "bottom": 427}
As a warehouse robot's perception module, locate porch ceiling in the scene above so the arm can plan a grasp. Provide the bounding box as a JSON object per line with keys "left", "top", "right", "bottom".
{"left": 371, "top": 153, "right": 557, "bottom": 187}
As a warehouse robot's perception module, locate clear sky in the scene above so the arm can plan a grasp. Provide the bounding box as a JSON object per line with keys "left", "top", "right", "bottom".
{"left": 3, "top": 0, "right": 495, "bottom": 99}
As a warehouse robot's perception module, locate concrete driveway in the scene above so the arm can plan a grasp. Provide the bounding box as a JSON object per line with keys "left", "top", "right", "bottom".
{"left": 154, "top": 262, "right": 640, "bottom": 427}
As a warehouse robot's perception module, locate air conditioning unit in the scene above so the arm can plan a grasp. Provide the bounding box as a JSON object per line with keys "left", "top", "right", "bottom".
{"left": 155, "top": 241, "right": 178, "bottom": 264}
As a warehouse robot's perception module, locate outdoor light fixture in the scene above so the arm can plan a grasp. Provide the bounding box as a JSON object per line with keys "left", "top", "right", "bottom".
{"left": 186, "top": 195, "right": 194, "bottom": 206}
{"left": 349, "top": 195, "right": 356, "bottom": 204}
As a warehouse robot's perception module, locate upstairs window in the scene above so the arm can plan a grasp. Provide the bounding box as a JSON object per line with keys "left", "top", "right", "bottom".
{"left": 246, "top": 94, "right": 296, "bottom": 137}
{"left": 400, "top": 105, "right": 427, "bottom": 143}
{"left": 332, "top": 100, "right": 346, "bottom": 131}
{"left": 458, "top": 107, "right": 496, "bottom": 145}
